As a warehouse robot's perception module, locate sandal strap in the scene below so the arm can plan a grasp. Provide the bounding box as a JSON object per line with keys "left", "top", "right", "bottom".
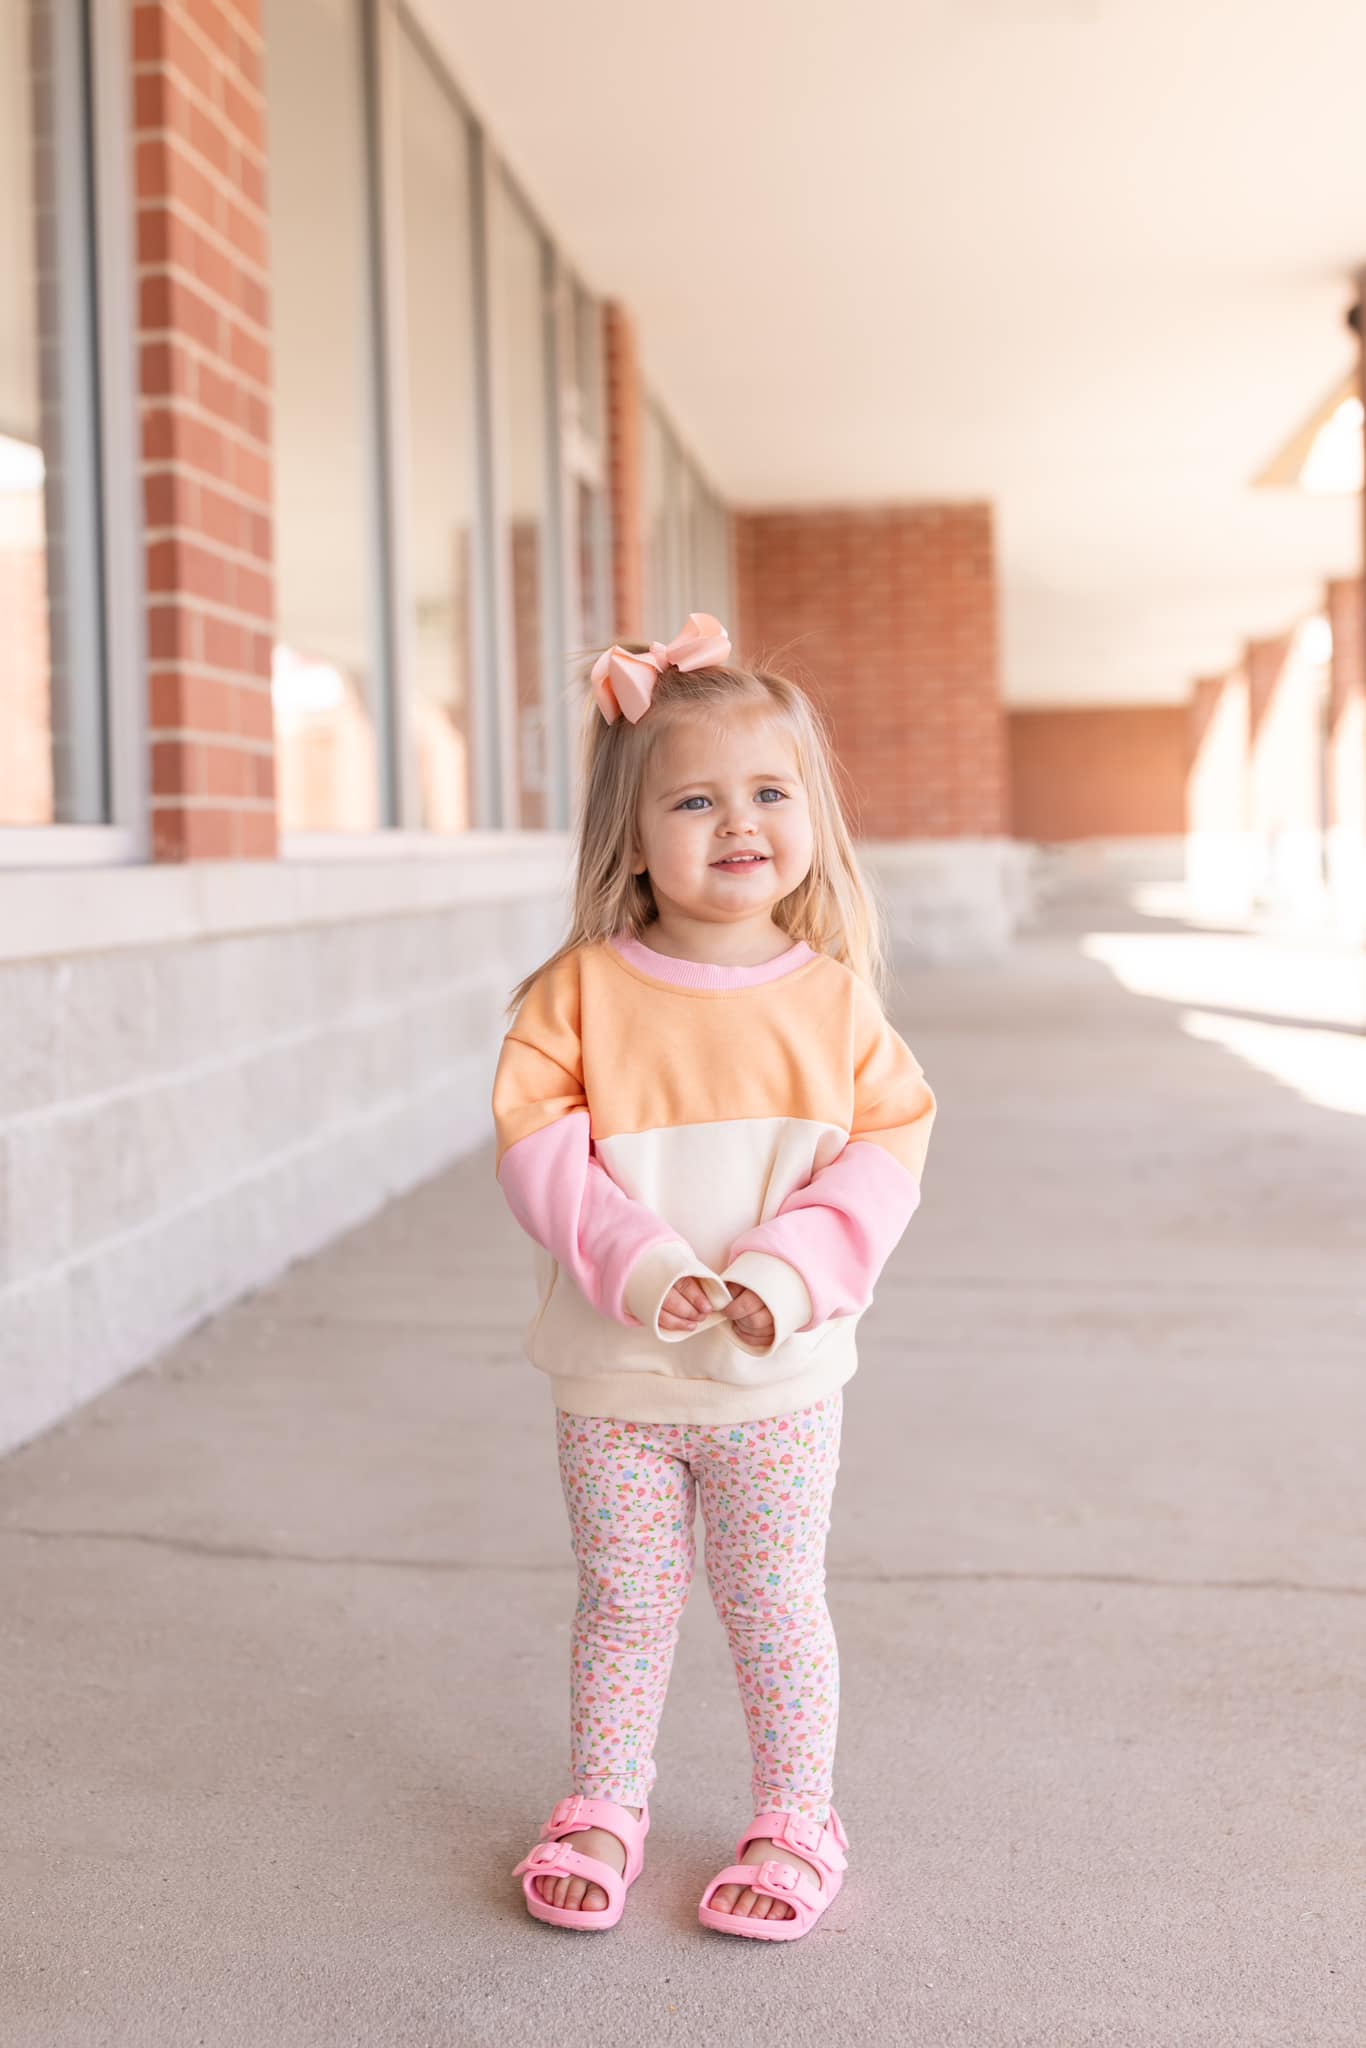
{"left": 740, "top": 1808, "right": 848, "bottom": 1879}
{"left": 513, "top": 1839, "right": 625, "bottom": 1910}
{"left": 539, "top": 1793, "right": 644, "bottom": 1847}
{"left": 700, "top": 1859, "right": 826, "bottom": 1924}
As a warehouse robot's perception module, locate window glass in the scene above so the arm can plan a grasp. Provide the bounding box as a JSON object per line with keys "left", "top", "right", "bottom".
{"left": 569, "top": 279, "right": 610, "bottom": 651}
{"left": 0, "top": 0, "right": 105, "bottom": 827}
{"left": 692, "top": 480, "right": 732, "bottom": 625}
{"left": 572, "top": 277, "right": 602, "bottom": 447}
{"left": 491, "top": 174, "right": 555, "bottom": 830}
{"left": 395, "top": 24, "right": 480, "bottom": 832}
{"left": 265, "top": 0, "right": 384, "bottom": 832}
{"left": 643, "top": 403, "right": 672, "bottom": 639}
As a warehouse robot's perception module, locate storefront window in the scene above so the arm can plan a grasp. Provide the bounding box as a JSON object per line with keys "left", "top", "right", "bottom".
{"left": 644, "top": 400, "right": 731, "bottom": 640}
{"left": 395, "top": 23, "right": 480, "bottom": 833}
{"left": 643, "top": 403, "right": 672, "bottom": 638}
{"left": 265, "top": 0, "right": 384, "bottom": 832}
{"left": 0, "top": 0, "right": 105, "bottom": 828}
{"left": 691, "top": 478, "right": 733, "bottom": 626}
{"left": 491, "top": 174, "right": 556, "bottom": 830}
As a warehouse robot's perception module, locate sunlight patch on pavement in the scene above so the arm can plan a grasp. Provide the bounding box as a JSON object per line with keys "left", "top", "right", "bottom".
{"left": 1080, "top": 931, "right": 1366, "bottom": 1031}
{"left": 1180, "top": 1010, "right": 1366, "bottom": 1118}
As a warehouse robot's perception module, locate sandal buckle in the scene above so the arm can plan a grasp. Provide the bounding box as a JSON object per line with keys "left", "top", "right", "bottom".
{"left": 546, "top": 1794, "right": 585, "bottom": 1835}
{"left": 783, "top": 1814, "right": 823, "bottom": 1855}
{"left": 759, "top": 1859, "right": 799, "bottom": 1891}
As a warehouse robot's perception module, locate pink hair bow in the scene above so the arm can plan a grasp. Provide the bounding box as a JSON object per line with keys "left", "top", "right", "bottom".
{"left": 590, "top": 612, "right": 731, "bottom": 725}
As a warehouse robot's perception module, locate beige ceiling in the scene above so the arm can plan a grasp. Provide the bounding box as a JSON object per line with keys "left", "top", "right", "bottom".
{"left": 414, "top": 0, "right": 1364, "bottom": 706}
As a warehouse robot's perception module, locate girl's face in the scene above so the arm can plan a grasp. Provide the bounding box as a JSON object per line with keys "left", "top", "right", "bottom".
{"left": 631, "top": 712, "right": 814, "bottom": 926}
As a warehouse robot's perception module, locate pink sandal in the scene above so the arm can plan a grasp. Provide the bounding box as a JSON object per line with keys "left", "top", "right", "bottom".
{"left": 697, "top": 1807, "right": 849, "bottom": 1941}
{"left": 512, "top": 1794, "right": 649, "bottom": 1931}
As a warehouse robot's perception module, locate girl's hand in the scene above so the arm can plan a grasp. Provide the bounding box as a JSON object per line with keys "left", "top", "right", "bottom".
{"left": 659, "top": 1275, "right": 719, "bottom": 1333}
{"left": 721, "top": 1286, "right": 775, "bottom": 1349}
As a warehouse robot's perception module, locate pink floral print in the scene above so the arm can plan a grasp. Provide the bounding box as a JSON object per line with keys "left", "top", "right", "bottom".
{"left": 552, "top": 1394, "right": 843, "bottom": 1822}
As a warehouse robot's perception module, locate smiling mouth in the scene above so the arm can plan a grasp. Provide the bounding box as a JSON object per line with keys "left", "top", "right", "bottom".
{"left": 711, "top": 854, "right": 770, "bottom": 868}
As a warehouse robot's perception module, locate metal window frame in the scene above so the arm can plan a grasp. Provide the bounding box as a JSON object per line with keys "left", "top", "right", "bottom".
{"left": 354, "top": 0, "right": 404, "bottom": 829}
{"left": 366, "top": 0, "right": 419, "bottom": 831}
{"left": 0, "top": 0, "right": 146, "bottom": 868}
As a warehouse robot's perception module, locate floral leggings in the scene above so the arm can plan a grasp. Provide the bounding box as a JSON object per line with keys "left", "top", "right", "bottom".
{"left": 553, "top": 1392, "right": 843, "bottom": 1823}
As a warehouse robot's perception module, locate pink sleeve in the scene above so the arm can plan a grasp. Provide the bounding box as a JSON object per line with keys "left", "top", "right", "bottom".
{"left": 498, "top": 1110, "right": 721, "bottom": 1329}
{"left": 721, "top": 996, "right": 936, "bottom": 1343}
{"left": 723, "top": 1140, "right": 922, "bottom": 1330}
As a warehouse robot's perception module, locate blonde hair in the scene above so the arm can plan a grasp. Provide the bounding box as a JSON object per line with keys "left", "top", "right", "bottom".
{"left": 504, "top": 644, "right": 891, "bottom": 1017}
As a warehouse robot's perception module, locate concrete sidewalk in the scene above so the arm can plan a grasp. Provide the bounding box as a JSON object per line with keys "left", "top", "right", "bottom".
{"left": 4, "top": 892, "right": 1365, "bottom": 2047}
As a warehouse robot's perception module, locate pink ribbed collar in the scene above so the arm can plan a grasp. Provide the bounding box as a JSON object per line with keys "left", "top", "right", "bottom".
{"left": 608, "top": 930, "right": 816, "bottom": 990}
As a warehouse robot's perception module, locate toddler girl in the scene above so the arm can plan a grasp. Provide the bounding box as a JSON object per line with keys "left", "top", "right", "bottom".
{"left": 491, "top": 612, "right": 936, "bottom": 1940}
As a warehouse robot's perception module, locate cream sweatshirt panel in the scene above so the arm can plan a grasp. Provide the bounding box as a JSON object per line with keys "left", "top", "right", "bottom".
{"left": 594, "top": 1115, "right": 849, "bottom": 1277}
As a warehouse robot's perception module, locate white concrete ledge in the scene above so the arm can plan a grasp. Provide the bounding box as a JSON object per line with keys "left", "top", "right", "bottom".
{"left": 0, "top": 834, "right": 574, "bottom": 963}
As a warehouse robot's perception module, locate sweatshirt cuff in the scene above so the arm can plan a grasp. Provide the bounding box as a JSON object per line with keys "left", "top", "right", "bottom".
{"left": 715, "top": 1250, "right": 815, "bottom": 1358}
{"left": 623, "top": 1239, "right": 733, "bottom": 1344}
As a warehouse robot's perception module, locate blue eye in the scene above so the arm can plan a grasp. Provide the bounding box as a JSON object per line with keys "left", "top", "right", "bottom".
{"left": 676, "top": 789, "right": 786, "bottom": 810}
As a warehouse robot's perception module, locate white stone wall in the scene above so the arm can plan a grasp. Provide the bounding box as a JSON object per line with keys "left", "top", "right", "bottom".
{"left": 862, "top": 837, "right": 1036, "bottom": 964}
{"left": 0, "top": 844, "right": 570, "bottom": 1456}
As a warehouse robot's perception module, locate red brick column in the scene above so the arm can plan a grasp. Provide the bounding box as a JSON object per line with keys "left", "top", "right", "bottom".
{"left": 134, "top": 0, "right": 276, "bottom": 859}
{"left": 1009, "top": 707, "right": 1187, "bottom": 841}
{"left": 603, "top": 302, "right": 644, "bottom": 642}
{"left": 734, "top": 504, "right": 1007, "bottom": 838}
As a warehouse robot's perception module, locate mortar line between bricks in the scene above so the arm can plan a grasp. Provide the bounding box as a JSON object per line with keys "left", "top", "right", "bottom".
{"left": 4, "top": 1526, "right": 1364, "bottom": 1598}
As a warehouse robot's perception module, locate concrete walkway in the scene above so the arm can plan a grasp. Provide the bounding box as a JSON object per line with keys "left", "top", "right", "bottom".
{"left": 4, "top": 887, "right": 1366, "bottom": 2047}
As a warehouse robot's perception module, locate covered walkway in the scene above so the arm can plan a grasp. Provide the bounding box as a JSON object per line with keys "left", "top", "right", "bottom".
{"left": 4, "top": 884, "right": 1364, "bottom": 2046}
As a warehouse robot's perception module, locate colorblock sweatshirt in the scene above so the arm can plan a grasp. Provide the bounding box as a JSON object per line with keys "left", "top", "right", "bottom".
{"left": 490, "top": 929, "right": 937, "bottom": 1425}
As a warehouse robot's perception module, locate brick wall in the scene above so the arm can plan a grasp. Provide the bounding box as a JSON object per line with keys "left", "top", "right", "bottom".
{"left": 1008, "top": 706, "right": 1187, "bottom": 841}
{"left": 603, "top": 302, "right": 644, "bottom": 641}
{"left": 134, "top": 0, "right": 277, "bottom": 859}
{"left": 734, "top": 504, "right": 1007, "bottom": 838}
